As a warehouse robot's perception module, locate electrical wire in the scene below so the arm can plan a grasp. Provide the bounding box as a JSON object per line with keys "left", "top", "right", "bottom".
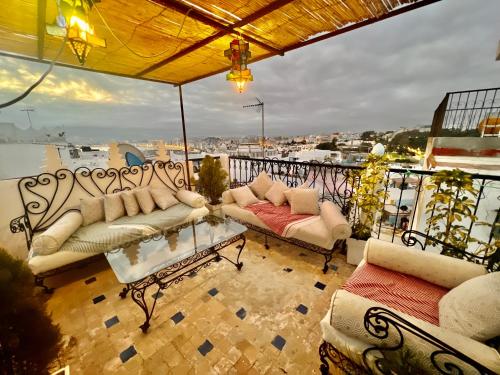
{"left": 89, "top": 0, "right": 191, "bottom": 59}
{"left": 0, "top": 35, "right": 68, "bottom": 109}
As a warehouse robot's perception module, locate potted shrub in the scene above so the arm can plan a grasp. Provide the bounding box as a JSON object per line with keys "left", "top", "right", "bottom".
{"left": 0, "top": 248, "right": 63, "bottom": 374}
{"left": 196, "top": 155, "right": 228, "bottom": 211}
{"left": 347, "top": 153, "right": 389, "bottom": 265}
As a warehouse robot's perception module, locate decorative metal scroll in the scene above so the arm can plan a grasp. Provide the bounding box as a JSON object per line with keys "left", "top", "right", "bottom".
{"left": 401, "top": 230, "right": 499, "bottom": 272}
{"left": 362, "top": 307, "right": 495, "bottom": 374}
{"left": 10, "top": 160, "right": 186, "bottom": 248}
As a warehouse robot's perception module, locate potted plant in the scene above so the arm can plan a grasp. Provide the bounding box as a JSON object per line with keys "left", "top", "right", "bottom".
{"left": 347, "top": 153, "right": 389, "bottom": 265}
{"left": 196, "top": 155, "right": 228, "bottom": 211}
{"left": 425, "top": 169, "right": 498, "bottom": 259}
{"left": 0, "top": 248, "right": 63, "bottom": 374}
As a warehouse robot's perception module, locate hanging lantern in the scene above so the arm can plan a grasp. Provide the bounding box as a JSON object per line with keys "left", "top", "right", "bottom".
{"left": 224, "top": 39, "right": 253, "bottom": 93}
{"left": 46, "top": 0, "right": 106, "bottom": 65}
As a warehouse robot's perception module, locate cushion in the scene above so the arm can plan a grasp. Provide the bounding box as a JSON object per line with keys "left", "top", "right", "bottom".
{"left": 221, "top": 190, "right": 235, "bottom": 204}
{"left": 134, "top": 187, "right": 156, "bottom": 214}
{"left": 104, "top": 192, "right": 126, "bottom": 222}
{"left": 248, "top": 172, "right": 273, "bottom": 199}
{"left": 151, "top": 187, "right": 179, "bottom": 210}
{"left": 320, "top": 201, "right": 351, "bottom": 239}
{"left": 439, "top": 272, "right": 500, "bottom": 341}
{"left": 121, "top": 190, "right": 140, "bottom": 216}
{"left": 264, "top": 180, "right": 288, "bottom": 206}
{"left": 31, "top": 211, "right": 83, "bottom": 255}
{"left": 363, "top": 238, "right": 487, "bottom": 289}
{"left": 283, "top": 182, "right": 309, "bottom": 202}
{"left": 80, "top": 196, "right": 105, "bottom": 226}
{"left": 176, "top": 190, "right": 205, "bottom": 208}
{"left": 343, "top": 262, "right": 448, "bottom": 325}
{"left": 289, "top": 188, "right": 319, "bottom": 215}
{"left": 230, "top": 185, "right": 260, "bottom": 208}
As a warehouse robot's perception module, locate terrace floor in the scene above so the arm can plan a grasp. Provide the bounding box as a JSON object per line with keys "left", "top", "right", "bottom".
{"left": 45, "top": 230, "right": 355, "bottom": 374}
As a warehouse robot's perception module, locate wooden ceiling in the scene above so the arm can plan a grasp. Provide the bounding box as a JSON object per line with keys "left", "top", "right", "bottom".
{"left": 0, "top": 0, "right": 440, "bottom": 85}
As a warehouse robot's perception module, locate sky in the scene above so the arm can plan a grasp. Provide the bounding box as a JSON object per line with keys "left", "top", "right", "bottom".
{"left": 0, "top": 0, "right": 499, "bottom": 143}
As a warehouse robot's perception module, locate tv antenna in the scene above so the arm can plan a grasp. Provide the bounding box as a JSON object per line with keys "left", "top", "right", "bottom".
{"left": 20, "top": 105, "right": 35, "bottom": 128}
{"left": 243, "top": 97, "right": 265, "bottom": 158}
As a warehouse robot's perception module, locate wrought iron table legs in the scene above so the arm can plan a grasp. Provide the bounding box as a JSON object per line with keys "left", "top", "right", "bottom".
{"left": 119, "top": 235, "right": 246, "bottom": 333}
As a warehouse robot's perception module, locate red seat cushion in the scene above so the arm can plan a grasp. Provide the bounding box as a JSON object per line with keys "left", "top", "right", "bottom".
{"left": 342, "top": 263, "right": 449, "bottom": 325}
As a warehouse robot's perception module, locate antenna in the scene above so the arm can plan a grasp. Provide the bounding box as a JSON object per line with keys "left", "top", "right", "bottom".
{"left": 243, "top": 97, "right": 265, "bottom": 158}
{"left": 20, "top": 104, "right": 35, "bottom": 128}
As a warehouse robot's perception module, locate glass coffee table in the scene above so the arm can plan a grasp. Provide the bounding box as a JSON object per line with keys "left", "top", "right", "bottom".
{"left": 105, "top": 215, "right": 247, "bottom": 333}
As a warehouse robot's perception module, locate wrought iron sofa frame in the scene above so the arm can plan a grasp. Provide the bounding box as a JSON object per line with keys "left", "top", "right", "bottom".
{"left": 318, "top": 232, "right": 499, "bottom": 375}
{"left": 10, "top": 160, "right": 187, "bottom": 292}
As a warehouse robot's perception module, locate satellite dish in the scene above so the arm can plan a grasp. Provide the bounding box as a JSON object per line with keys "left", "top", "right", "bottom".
{"left": 371, "top": 143, "right": 385, "bottom": 156}
{"left": 117, "top": 143, "right": 146, "bottom": 166}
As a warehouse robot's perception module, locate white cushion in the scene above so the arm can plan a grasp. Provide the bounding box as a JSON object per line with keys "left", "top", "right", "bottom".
{"left": 222, "top": 190, "right": 235, "bottom": 204}
{"left": 104, "top": 192, "right": 125, "bottom": 222}
{"left": 134, "top": 187, "right": 156, "bottom": 214}
{"left": 439, "top": 272, "right": 500, "bottom": 341}
{"left": 31, "top": 211, "right": 83, "bottom": 255}
{"left": 121, "top": 190, "right": 140, "bottom": 216}
{"left": 248, "top": 172, "right": 273, "bottom": 200}
{"left": 264, "top": 181, "right": 288, "bottom": 206}
{"left": 320, "top": 201, "right": 351, "bottom": 239}
{"left": 283, "top": 182, "right": 309, "bottom": 203}
{"left": 289, "top": 188, "right": 319, "bottom": 215}
{"left": 151, "top": 187, "right": 179, "bottom": 210}
{"left": 176, "top": 189, "right": 205, "bottom": 208}
{"left": 363, "top": 238, "right": 487, "bottom": 289}
{"left": 230, "top": 185, "right": 259, "bottom": 208}
{"left": 80, "top": 196, "right": 104, "bottom": 226}
{"left": 222, "top": 203, "right": 270, "bottom": 230}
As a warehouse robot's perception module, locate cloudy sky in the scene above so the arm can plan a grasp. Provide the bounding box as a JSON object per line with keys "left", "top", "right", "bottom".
{"left": 0, "top": 0, "right": 499, "bottom": 143}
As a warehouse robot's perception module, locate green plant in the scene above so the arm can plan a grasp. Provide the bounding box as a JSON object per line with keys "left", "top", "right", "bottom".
{"left": 197, "top": 156, "right": 228, "bottom": 205}
{"left": 425, "top": 169, "right": 498, "bottom": 258}
{"left": 350, "top": 154, "right": 389, "bottom": 240}
{"left": 0, "top": 248, "right": 62, "bottom": 374}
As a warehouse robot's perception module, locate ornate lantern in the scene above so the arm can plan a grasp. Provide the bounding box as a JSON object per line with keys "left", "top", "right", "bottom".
{"left": 224, "top": 39, "right": 253, "bottom": 93}
{"left": 46, "top": 0, "right": 106, "bottom": 65}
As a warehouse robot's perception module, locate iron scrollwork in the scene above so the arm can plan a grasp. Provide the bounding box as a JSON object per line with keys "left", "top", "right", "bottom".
{"left": 362, "top": 307, "right": 494, "bottom": 375}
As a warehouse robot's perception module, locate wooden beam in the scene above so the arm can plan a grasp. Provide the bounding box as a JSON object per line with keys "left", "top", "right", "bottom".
{"left": 136, "top": 0, "right": 293, "bottom": 76}
{"left": 37, "top": 0, "right": 47, "bottom": 60}
{"left": 179, "top": 0, "right": 442, "bottom": 85}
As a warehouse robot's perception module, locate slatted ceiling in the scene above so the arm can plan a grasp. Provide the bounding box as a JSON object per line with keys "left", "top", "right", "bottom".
{"left": 0, "top": 0, "right": 435, "bottom": 85}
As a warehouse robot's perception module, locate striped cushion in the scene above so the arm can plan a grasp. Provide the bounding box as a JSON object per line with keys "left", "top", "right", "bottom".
{"left": 342, "top": 263, "right": 448, "bottom": 325}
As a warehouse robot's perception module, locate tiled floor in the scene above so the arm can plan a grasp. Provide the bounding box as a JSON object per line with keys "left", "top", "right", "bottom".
{"left": 46, "top": 230, "right": 355, "bottom": 374}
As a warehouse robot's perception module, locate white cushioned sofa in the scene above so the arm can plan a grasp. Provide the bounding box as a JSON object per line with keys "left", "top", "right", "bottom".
{"left": 10, "top": 161, "right": 208, "bottom": 292}
{"left": 319, "top": 238, "right": 500, "bottom": 374}
{"left": 221, "top": 172, "right": 351, "bottom": 272}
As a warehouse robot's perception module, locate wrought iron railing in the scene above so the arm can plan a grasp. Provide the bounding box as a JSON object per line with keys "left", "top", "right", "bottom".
{"left": 228, "top": 156, "right": 500, "bottom": 269}
{"left": 430, "top": 87, "right": 500, "bottom": 137}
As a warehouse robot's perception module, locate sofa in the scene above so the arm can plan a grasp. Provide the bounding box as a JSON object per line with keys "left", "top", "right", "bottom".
{"left": 221, "top": 172, "right": 351, "bottom": 272}
{"left": 319, "top": 238, "right": 500, "bottom": 374}
{"left": 10, "top": 161, "right": 209, "bottom": 292}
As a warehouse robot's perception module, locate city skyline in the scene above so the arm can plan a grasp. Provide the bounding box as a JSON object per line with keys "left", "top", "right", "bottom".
{"left": 0, "top": 0, "right": 498, "bottom": 142}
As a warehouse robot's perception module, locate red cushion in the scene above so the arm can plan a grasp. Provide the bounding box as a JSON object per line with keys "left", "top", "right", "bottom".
{"left": 342, "top": 263, "right": 449, "bottom": 325}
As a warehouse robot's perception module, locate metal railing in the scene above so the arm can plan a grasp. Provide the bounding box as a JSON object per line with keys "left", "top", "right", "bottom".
{"left": 228, "top": 156, "right": 500, "bottom": 268}
{"left": 430, "top": 87, "right": 500, "bottom": 137}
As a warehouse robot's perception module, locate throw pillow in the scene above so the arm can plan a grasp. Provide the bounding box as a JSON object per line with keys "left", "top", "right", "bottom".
{"left": 134, "top": 187, "right": 156, "bottom": 214}
{"left": 176, "top": 189, "right": 205, "bottom": 208}
{"left": 439, "top": 272, "right": 500, "bottom": 341}
{"left": 31, "top": 211, "right": 83, "bottom": 255}
{"left": 265, "top": 180, "right": 288, "bottom": 206}
{"left": 80, "top": 196, "right": 105, "bottom": 226}
{"left": 121, "top": 190, "right": 140, "bottom": 216}
{"left": 289, "top": 188, "right": 319, "bottom": 215}
{"left": 283, "top": 182, "right": 309, "bottom": 203}
{"left": 248, "top": 172, "right": 273, "bottom": 200}
{"left": 151, "top": 187, "right": 179, "bottom": 210}
{"left": 230, "top": 185, "right": 259, "bottom": 208}
{"left": 104, "top": 192, "right": 126, "bottom": 222}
